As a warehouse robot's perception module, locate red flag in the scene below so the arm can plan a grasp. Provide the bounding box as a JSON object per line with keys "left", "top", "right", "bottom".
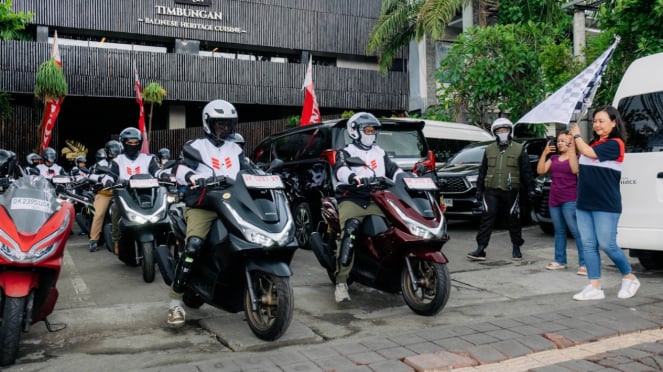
{"left": 40, "top": 31, "right": 64, "bottom": 152}
{"left": 300, "top": 56, "right": 321, "bottom": 126}
{"left": 133, "top": 61, "right": 149, "bottom": 154}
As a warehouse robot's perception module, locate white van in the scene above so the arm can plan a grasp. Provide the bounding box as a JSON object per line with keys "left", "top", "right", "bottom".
{"left": 613, "top": 52, "right": 663, "bottom": 269}
{"left": 420, "top": 120, "right": 494, "bottom": 164}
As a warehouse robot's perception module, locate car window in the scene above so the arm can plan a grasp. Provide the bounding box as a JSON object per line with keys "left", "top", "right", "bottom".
{"left": 271, "top": 128, "right": 329, "bottom": 162}
{"left": 448, "top": 146, "right": 485, "bottom": 165}
{"left": 619, "top": 91, "right": 663, "bottom": 152}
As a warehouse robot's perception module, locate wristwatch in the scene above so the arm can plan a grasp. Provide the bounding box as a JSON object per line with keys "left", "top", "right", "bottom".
{"left": 573, "top": 134, "right": 582, "bottom": 139}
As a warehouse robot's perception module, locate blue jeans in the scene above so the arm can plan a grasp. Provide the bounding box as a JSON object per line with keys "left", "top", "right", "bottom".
{"left": 549, "top": 201, "right": 584, "bottom": 267}
{"left": 576, "top": 208, "right": 632, "bottom": 280}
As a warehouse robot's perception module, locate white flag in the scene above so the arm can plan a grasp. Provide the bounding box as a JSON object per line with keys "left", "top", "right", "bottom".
{"left": 517, "top": 37, "right": 620, "bottom": 125}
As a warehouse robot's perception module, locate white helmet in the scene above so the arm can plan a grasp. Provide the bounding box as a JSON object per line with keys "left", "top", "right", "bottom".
{"left": 202, "top": 99, "right": 238, "bottom": 144}
{"left": 491, "top": 117, "right": 513, "bottom": 144}
{"left": 490, "top": 117, "right": 513, "bottom": 136}
{"left": 347, "top": 112, "right": 381, "bottom": 150}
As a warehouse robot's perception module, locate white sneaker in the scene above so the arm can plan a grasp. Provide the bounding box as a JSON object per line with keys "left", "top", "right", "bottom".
{"left": 618, "top": 277, "right": 641, "bottom": 299}
{"left": 334, "top": 283, "right": 350, "bottom": 302}
{"left": 573, "top": 284, "right": 605, "bottom": 301}
{"left": 167, "top": 305, "right": 186, "bottom": 327}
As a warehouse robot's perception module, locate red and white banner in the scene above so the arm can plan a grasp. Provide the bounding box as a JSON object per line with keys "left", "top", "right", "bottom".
{"left": 300, "top": 56, "right": 321, "bottom": 126}
{"left": 133, "top": 61, "right": 149, "bottom": 154}
{"left": 40, "top": 30, "right": 64, "bottom": 152}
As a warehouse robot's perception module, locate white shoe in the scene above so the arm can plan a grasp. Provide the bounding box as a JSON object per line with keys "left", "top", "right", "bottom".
{"left": 167, "top": 305, "right": 186, "bottom": 327}
{"left": 618, "top": 277, "right": 641, "bottom": 299}
{"left": 573, "top": 284, "right": 605, "bottom": 301}
{"left": 334, "top": 283, "right": 350, "bottom": 302}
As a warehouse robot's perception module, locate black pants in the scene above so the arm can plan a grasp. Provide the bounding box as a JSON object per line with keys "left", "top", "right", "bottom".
{"left": 476, "top": 188, "right": 524, "bottom": 247}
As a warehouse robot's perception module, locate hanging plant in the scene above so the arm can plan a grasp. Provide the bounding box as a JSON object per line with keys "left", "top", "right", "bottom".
{"left": 142, "top": 82, "right": 167, "bottom": 137}
{"left": 34, "top": 58, "right": 67, "bottom": 103}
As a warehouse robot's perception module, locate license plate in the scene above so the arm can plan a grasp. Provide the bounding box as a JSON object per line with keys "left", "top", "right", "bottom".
{"left": 242, "top": 174, "right": 285, "bottom": 189}
{"left": 403, "top": 177, "right": 437, "bottom": 191}
{"left": 443, "top": 198, "right": 453, "bottom": 207}
{"left": 129, "top": 178, "right": 159, "bottom": 189}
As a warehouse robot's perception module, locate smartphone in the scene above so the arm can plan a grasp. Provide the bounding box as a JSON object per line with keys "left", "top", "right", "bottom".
{"left": 546, "top": 136, "right": 557, "bottom": 153}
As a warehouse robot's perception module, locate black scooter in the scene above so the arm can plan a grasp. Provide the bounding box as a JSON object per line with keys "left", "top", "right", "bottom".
{"left": 155, "top": 150, "right": 297, "bottom": 341}
{"left": 102, "top": 173, "right": 171, "bottom": 283}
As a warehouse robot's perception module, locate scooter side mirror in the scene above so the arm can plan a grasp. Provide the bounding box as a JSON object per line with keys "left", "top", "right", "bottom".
{"left": 181, "top": 146, "right": 203, "bottom": 163}
{"left": 267, "top": 158, "right": 285, "bottom": 173}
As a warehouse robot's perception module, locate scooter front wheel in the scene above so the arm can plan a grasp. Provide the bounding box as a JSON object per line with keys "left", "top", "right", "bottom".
{"left": 141, "top": 241, "right": 156, "bottom": 283}
{"left": 0, "top": 295, "right": 26, "bottom": 367}
{"left": 401, "top": 259, "right": 450, "bottom": 316}
{"left": 244, "top": 273, "right": 293, "bottom": 341}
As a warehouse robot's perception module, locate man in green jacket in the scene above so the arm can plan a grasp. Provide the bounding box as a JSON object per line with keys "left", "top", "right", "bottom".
{"left": 468, "top": 118, "right": 534, "bottom": 261}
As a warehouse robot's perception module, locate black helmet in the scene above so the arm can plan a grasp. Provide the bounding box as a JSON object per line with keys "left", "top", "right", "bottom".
{"left": 157, "top": 148, "right": 171, "bottom": 161}
{"left": 42, "top": 147, "right": 57, "bottom": 164}
{"left": 95, "top": 148, "right": 107, "bottom": 162}
{"left": 227, "top": 132, "right": 245, "bottom": 148}
{"left": 119, "top": 127, "right": 142, "bottom": 160}
{"left": 202, "top": 99, "right": 238, "bottom": 145}
{"left": 75, "top": 155, "right": 87, "bottom": 165}
{"left": 26, "top": 153, "right": 42, "bottom": 166}
{"left": 104, "top": 140, "right": 122, "bottom": 159}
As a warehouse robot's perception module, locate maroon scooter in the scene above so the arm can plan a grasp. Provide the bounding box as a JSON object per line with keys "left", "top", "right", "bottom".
{"left": 309, "top": 157, "right": 451, "bottom": 316}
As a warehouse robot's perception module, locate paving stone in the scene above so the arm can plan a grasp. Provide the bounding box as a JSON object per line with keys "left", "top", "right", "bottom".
{"left": 529, "top": 365, "right": 575, "bottom": 372}
{"left": 538, "top": 321, "right": 573, "bottom": 333}
{"left": 360, "top": 337, "right": 400, "bottom": 350}
{"left": 555, "top": 359, "right": 606, "bottom": 371}
{"left": 638, "top": 355, "right": 663, "bottom": 370}
{"left": 300, "top": 346, "right": 343, "bottom": 360}
{"left": 433, "top": 337, "right": 475, "bottom": 352}
{"left": 464, "top": 344, "right": 507, "bottom": 365}
{"left": 516, "top": 334, "right": 558, "bottom": 352}
{"left": 460, "top": 332, "right": 501, "bottom": 345}
{"left": 435, "top": 350, "right": 479, "bottom": 369}
{"left": 611, "top": 361, "right": 661, "bottom": 371}
{"left": 388, "top": 333, "right": 427, "bottom": 346}
{"left": 241, "top": 366, "right": 282, "bottom": 372}
{"left": 333, "top": 342, "right": 370, "bottom": 355}
{"left": 466, "top": 321, "right": 501, "bottom": 333}
{"left": 484, "top": 328, "right": 522, "bottom": 341}
{"left": 543, "top": 332, "right": 577, "bottom": 348}
{"left": 232, "top": 355, "right": 278, "bottom": 370}
{"left": 550, "top": 328, "right": 599, "bottom": 344}
{"left": 633, "top": 341, "right": 663, "bottom": 354}
{"left": 375, "top": 346, "right": 415, "bottom": 360}
{"left": 402, "top": 353, "right": 448, "bottom": 372}
{"left": 416, "top": 326, "right": 457, "bottom": 341}
{"left": 313, "top": 356, "right": 358, "bottom": 371}
{"left": 488, "top": 318, "right": 525, "bottom": 329}
{"left": 346, "top": 351, "right": 386, "bottom": 365}
{"left": 273, "top": 360, "right": 324, "bottom": 372}
{"left": 367, "top": 359, "right": 414, "bottom": 372}
{"left": 197, "top": 359, "right": 241, "bottom": 372}
{"left": 406, "top": 341, "right": 443, "bottom": 354}
{"left": 511, "top": 324, "right": 546, "bottom": 336}
{"left": 446, "top": 326, "right": 478, "bottom": 337}
{"left": 532, "top": 311, "right": 569, "bottom": 322}
{"left": 489, "top": 339, "right": 534, "bottom": 358}
{"left": 268, "top": 350, "right": 307, "bottom": 366}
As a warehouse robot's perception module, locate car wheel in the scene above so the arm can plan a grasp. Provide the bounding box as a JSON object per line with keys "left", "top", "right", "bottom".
{"left": 292, "top": 201, "right": 313, "bottom": 249}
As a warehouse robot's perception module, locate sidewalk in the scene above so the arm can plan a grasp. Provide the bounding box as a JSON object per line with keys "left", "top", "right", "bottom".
{"left": 148, "top": 292, "right": 663, "bottom": 372}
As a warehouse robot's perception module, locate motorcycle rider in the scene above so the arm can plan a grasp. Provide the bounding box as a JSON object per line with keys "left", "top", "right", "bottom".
{"left": 25, "top": 153, "right": 42, "bottom": 175}
{"left": 167, "top": 99, "right": 252, "bottom": 327}
{"left": 157, "top": 148, "right": 171, "bottom": 169}
{"left": 70, "top": 155, "right": 89, "bottom": 179}
{"left": 87, "top": 142, "right": 120, "bottom": 252}
{"left": 467, "top": 117, "right": 534, "bottom": 261}
{"left": 36, "top": 147, "right": 66, "bottom": 179}
{"left": 333, "top": 112, "right": 403, "bottom": 302}
{"left": 102, "top": 128, "right": 164, "bottom": 255}
{"left": 0, "top": 149, "right": 19, "bottom": 192}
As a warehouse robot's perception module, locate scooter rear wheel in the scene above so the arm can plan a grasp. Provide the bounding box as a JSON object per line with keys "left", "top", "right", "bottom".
{"left": 0, "top": 295, "right": 26, "bottom": 367}
{"left": 401, "top": 259, "right": 450, "bottom": 316}
{"left": 244, "top": 273, "right": 293, "bottom": 341}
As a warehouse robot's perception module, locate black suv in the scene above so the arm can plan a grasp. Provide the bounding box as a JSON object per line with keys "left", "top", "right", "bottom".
{"left": 435, "top": 138, "right": 548, "bottom": 225}
{"left": 251, "top": 118, "right": 434, "bottom": 248}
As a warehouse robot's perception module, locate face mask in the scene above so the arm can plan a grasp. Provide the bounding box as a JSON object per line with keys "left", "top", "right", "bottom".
{"left": 161, "top": 158, "right": 168, "bottom": 165}
{"left": 360, "top": 134, "right": 376, "bottom": 148}
{"left": 497, "top": 132, "right": 510, "bottom": 144}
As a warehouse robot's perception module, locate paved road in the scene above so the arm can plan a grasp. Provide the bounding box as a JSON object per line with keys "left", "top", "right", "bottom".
{"left": 5, "top": 221, "right": 663, "bottom": 371}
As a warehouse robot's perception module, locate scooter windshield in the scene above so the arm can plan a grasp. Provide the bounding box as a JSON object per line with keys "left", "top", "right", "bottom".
{"left": 0, "top": 176, "right": 60, "bottom": 234}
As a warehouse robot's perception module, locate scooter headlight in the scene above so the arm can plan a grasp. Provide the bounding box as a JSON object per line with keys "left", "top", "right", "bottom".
{"left": 224, "top": 204, "right": 294, "bottom": 247}
{"left": 387, "top": 200, "right": 446, "bottom": 239}
{"left": 0, "top": 213, "right": 70, "bottom": 263}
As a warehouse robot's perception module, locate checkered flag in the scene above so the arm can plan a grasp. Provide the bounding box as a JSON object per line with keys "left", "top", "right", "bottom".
{"left": 517, "top": 37, "right": 620, "bottom": 125}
